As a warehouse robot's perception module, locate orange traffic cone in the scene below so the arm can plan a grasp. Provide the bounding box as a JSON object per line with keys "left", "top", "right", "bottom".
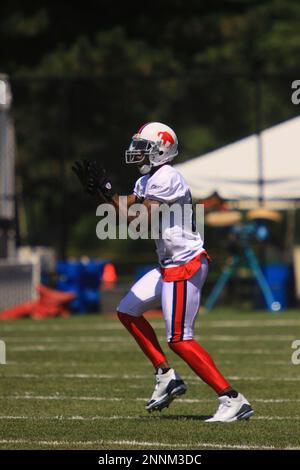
{"left": 102, "top": 263, "right": 117, "bottom": 289}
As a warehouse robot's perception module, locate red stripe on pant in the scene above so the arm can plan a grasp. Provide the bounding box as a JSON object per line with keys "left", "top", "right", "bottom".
{"left": 169, "top": 339, "right": 230, "bottom": 395}
{"left": 171, "top": 280, "right": 187, "bottom": 342}
{"left": 117, "top": 312, "right": 167, "bottom": 368}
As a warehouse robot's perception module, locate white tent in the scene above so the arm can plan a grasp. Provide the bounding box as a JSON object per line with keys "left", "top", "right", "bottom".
{"left": 175, "top": 116, "right": 300, "bottom": 203}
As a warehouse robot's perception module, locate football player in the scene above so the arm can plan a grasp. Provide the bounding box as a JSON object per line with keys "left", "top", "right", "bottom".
{"left": 72, "top": 122, "right": 253, "bottom": 422}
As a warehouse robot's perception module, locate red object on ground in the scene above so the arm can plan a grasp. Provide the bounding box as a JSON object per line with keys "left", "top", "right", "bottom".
{"left": 101, "top": 262, "right": 117, "bottom": 290}
{"left": 0, "top": 301, "right": 37, "bottom": 320}
{"left": 0, "top": 284, "right": 76, "bottom": 320}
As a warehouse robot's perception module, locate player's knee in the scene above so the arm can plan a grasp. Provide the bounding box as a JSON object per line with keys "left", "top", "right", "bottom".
{"left": 117, "top": 310, "right": 129, "bottom": 324}
{"left": 168, "top": 339, "right": 180, "bottom": 349}
{"left": 168, "top": 337, "right": 192, "bottom": 350}
{"left": 116, "top": 292, "right": 138, "bottom": 316}
{"left": 117, "top": 310, "right": 136, "bottom": 327}
{"left": 116, "top": 296, "right": 127, "bottom": 314}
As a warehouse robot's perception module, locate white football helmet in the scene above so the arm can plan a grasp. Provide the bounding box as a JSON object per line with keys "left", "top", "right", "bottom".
{"left": 125, "top": 122, "right": 178, "bottom": 175}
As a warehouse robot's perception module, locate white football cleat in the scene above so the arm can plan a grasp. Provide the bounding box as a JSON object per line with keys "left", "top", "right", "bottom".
{"left": 205, "top": 393, "right": 254, "bottom": 422}
{"left": 146, "top": 368, "right": 187, "bottom": 412}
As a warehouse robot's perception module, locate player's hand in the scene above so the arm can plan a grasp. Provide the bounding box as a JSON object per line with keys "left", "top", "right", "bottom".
{"left": 72, "top": 160, "right": 91, "bottom": 192}
{"left": 86, "top": 161, "right": 116, "bottom": 200}
{"left": 72, "top": 159, "right": 116, "bottom": 199}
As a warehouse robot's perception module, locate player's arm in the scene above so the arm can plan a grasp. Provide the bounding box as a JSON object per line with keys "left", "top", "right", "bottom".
{"left": 110, "top": 195, "right": 161, "bottom": 226}
{"left": 72, "top": 160, "right": 146, "bottom": 224}
{"left": 111, "top": 193, "right": 142, "bottom": 224}
{"left": 141, "top": 198, "right": 161, "bottom": 225}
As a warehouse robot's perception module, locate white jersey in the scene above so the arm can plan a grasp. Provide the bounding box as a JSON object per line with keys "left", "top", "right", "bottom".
{"left": 133, "top": 164, "right": 204, "bottom": 267}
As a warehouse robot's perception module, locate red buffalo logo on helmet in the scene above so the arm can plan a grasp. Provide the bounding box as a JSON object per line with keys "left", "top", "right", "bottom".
{"left": 158, "top": 131, "right": 174, "bottom": 147}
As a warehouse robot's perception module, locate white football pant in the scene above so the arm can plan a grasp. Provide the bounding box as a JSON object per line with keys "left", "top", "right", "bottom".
{"left": 117, "top": 255, "right": 209, "bottom": 342}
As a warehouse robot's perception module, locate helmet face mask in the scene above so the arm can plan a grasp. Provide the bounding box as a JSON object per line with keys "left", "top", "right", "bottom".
{"left": 125, "top": 122, "right": 178, "bottom": 174}
{"left": 125, "top": 137, "right": 160, "bottom": 164}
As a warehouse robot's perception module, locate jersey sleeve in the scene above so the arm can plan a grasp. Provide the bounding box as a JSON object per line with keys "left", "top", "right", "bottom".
{"left": 133, "top": 176, "right": 145, "bottom": 200}
{"left": 146, "top": 169, "right": 187, "bottom": 203}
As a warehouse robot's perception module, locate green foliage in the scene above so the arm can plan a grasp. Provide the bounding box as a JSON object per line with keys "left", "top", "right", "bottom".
{"left": 1, "top": 1, "right": 300, "bottom": 256}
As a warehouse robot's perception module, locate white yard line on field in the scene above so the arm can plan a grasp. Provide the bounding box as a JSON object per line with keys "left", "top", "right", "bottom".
{"left": 0, "top": 415, "right": 141, "bottom": 421}
{"left": 207, "top": 335, "right": 295, "bottom": 341}
{"left": 4, "top": 336, "right": 296, "bottom": 352}
{"left": 229, "top": 376, "right": 300, "bottom": 382}
{"left": 258, "top": 361, "right": 290, "bottom": 365}
{"left": 7, "top": 345, "right": 138, "bottom": 352}
{"left": 2, "top": 318, "right": 300, "bottom": 333}
{"left": 0, "top": 373, "right": 152, "bottom": 379}
{"left": 6, "top": 350, "right": 287, "bottom": 360}
{"left": 207, "top": 319, "right": 300, "bottom": 328}
{"left": 1, "top": 373, "right": 299, "bottom": 382}
{"left": 217, "top": 349, "right": 286, "bottom": 354}
{"left": 253, "top": 416, "right": 300, "bottom": 420}
{"left": 4, "top": 336, "right": 134, "bottom": 343}
{"left": 7, "top": 346, "right": 95, "bottom": 352}
{"left": 0, "top": 438, "right": 298, "bottom": 450}
{"left": 180, "top": 377, "right": 300, "bottom": 385}
{"left": 5, "top": 358, "right": 285, "bottom": 367}
{"left": 0, "top": 395, "right": 124, "bottom": 401}
{"left": 0, "top": 414, "right": 299, "bottom": 422}
{"left": 0, "top": 323, "right": 135, "bottom": 332}
{"left": 0, "top": 394, "right": 300, "bottom": 404}
{"left": 2, "top": 334, "right": 296, "bottom": 342}
{"left": 0, "top": 345, "right": 232, "bottom": 352}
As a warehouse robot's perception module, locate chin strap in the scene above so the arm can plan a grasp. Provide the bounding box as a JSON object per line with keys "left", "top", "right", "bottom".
{"left": 139, "top": 163, "right": 152, "bottom": 175}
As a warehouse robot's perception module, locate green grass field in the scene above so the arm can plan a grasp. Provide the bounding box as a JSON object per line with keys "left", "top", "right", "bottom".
{"left": 0, "top": 308, "right": 300, "bottom": 450}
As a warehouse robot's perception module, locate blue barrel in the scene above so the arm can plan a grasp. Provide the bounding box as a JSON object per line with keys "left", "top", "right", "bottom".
{"left": 81, "top": 260, "right": 105, "bottom": 288}
{"left": 56, "top": 259, "right": 106, "bottom": 313}
{"left": 262, "top": 264, "right": 293, "bottom": 310}
{"left": 56, "top": 261, "right": 83, "bottom": 283}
